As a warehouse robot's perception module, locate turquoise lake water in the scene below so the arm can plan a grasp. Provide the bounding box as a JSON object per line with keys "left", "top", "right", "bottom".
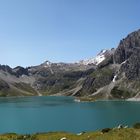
{"left": 0, "top": 96, "right": 140, "bottom": 134}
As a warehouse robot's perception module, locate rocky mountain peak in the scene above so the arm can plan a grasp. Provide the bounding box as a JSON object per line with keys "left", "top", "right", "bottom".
{"left": 40, "top": 60, "right": 52, "bottom": 68}
{"left": 114, "top": 29, "right": 140, "bottom": 64}
{"left": 78, "top": 49, "right": 114, "bottom": 66}
{"left": 13, "top": 66, "right": 29, "bottom": 77}
{"left": 0, "top": 65, "right": 13, "bottom": 74}
{"left": 78, "top": 50, "right": 106, "bottom": 65}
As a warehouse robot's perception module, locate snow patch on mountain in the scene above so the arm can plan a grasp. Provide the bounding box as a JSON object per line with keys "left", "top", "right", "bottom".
{"left": 41, "top": 61, "right": 52, "bottom": 68}
{"left": 112, "top": 75, "right": 117, "bottom": 82}
{"left": 79, "top": 50, "right": 107, "bottom": 65}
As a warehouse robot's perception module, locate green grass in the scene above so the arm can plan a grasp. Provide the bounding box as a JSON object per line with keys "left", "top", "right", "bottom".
{"left": 111, "top": 86, "right": 131, "bottom": 99}
{"left": 0, "top": 84, "right": 38, "bottom": 97}
{"left": 13, "top": 83, "right": 38, "bottom": 94}
{"left": 0, "top": 128, "right": 140, "bottom": 140}
{"left": 91, "top": 67, "right": 113, "bottom": 78}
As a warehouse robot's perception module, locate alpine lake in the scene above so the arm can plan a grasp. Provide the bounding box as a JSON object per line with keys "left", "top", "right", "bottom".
{"left": 0, "top": 96, "right": 140, "bottom": 134}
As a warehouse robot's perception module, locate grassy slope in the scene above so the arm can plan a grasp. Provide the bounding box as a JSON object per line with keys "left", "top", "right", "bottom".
{"left": 0, "top": 128, "right": 140, "bottom": 140}
{"left": 0, "top": 82, "right": 38, "bottom": 97}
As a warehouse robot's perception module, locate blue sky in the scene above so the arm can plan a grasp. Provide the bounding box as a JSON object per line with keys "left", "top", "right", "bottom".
{"left": 0, "top": 0, "right": 140, "bottom": 68}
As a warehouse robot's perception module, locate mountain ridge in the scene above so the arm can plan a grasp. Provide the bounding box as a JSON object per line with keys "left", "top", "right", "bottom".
{"left": 0, "top": 29, "right": 140, "bottom": 100}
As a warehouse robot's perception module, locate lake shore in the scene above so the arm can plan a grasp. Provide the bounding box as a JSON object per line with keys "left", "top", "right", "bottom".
{"left": 1, "top": 95, "right": 140, "bottom": 102}
{"left": 0, "top": 127, "right": 140, "bottom": 140}
{"left": 74, "top": 96, "right": 140, "bottom": 102}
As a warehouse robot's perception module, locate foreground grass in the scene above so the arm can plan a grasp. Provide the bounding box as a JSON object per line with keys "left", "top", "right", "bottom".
{"left": 0, "top": 128, "right": 140, "bottom": 140}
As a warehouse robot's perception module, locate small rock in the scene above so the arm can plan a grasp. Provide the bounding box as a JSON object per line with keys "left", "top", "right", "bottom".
{"left": 124, "top": 125, "right": 128, "bottom": 128}
{"left": 101, "top": 128, "right": 111, "bottom": 134}
{"left": 77, "top": 132, "right": 85, "bottom": 136}
{"left": 118, "top": 124, "right": 123, "bottom": 129}
{"left": 60, "top": 137, "right": 67, "bottom": 140}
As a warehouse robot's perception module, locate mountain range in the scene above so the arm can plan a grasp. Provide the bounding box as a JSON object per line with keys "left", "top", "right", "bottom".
{"left": 1, "top": 29, "right": 140, "bottom": 100}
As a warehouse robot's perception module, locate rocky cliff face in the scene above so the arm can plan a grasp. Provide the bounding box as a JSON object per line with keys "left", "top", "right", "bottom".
{"left": 114, "top": 29, "right": 140, "bottom": 64}
{"left": 113, "top": 30, "right": 140, "bottom": 80}
{"left": 1, "top": 29, "right": 140, "bottom": 100}
{"left": 74, "top": 29, "right": 140, "bottom": 100}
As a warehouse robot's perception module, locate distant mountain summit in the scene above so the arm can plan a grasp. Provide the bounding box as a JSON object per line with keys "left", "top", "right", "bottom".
{"left": 79, "top": 49, "right": 107, "bottom": 65}
{"left": 40, "top": 60, "right": 52, "bottom": 67}
{"left": 0, "top": 29, "right": 140, "bottom": 100}
{"left": 78, "top": 49, "right": 115, "bottom": 66}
